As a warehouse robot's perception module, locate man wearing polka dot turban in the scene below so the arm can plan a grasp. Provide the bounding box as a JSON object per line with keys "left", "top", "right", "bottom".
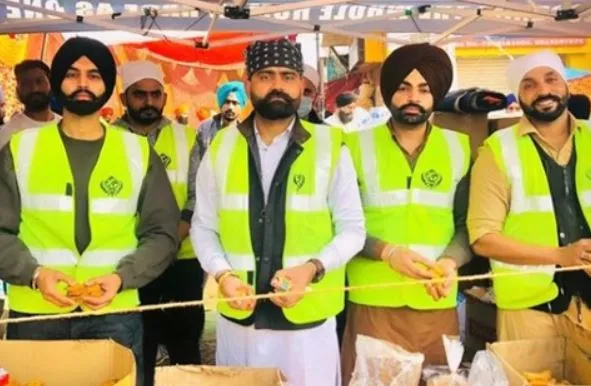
{"left": 192, "top": 37, "right": 365, "bottom": 386}
{"left": 243, "top": 38, "right": 304, "bottom": 120}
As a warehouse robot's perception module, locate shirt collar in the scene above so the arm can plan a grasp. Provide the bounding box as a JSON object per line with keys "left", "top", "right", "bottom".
{"left": 253, "top": 117, "right": 296, "bottom": 139}
{"left": 517, "top": 112, "right": 579, "bottom": 137}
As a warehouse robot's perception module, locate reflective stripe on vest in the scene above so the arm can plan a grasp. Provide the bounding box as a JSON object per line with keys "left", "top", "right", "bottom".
{"left": 8, "top": 124, "right": 148, "bottom": 314}
{"left": 346, "top": 124, "right": 470, "bottom": 310}
{"left": 485, "top": 124, "right": 591, "bottom": 309}
{"left": 359, "top": 127, "right": 466, "bottom": 209}
{"left": 154, "top": 123, "right": 196, "bottom": 259}
{"left": 211, "top": 122, "right": 345, "bottom": 324}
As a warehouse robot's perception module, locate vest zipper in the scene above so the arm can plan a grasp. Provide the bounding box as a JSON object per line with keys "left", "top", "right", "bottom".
{"left": 406, "top": 176, "right": 412, "bottom": 189}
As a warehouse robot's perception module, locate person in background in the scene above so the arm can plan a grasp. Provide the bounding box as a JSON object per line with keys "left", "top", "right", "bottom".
{"left": 196, "top": 107, "right": 211, "bottom": 124}
{"left": 0, "top": 37, "right": 179, "bottom": 386}
{"left": 114, "top": 60, "right": 204, "bottom": 386}
{"left": 469, "top": 51, "right": 591, "bottom": 342}
{"left": 325, "top": 92, "right": 369, "bottom": 132}
{"left": 298, "top": 64, "right": 327, "bottom": 124}
{"left": 506, "top": 93, "right": 521, "bottom": 112}
{"left": 0, "top": 86, "right": 5, "bottom": 125}
{"left": 341, "top": 43, "right": 471, "bottom": 385}
{"left": 100, "top": 106, "right": 114, "bottom": 123}
{"left": 191, "top": 38, "right": 365, "bottom": 386}
{"left": 174, "top": 104, "right": 189, "bottom": 125}
{"left": 568, "top": 94, "right": 590, "bottom": 120}
{"left": 196, "top": 81, "right": 247, "bottom": 158}
{"left": 0, "top": 60, "right": 61, "bottom": 149}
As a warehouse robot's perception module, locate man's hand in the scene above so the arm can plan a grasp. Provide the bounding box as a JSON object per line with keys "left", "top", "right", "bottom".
{"left": 269, "top": 263, "right": 316, "bottom": 308}
{"left": 178, "top": 220, "right": 190, "bottom": 242}
{"left": 381, "top": 245, "right": 436, "bottom": 280}
{"left": 218, "top": 274, "right": 256, "bottom": 311}
{"left": 425, "top": 258, "right": 457, "bottom": 301}
{"left": 556, "top": 239, "right": 591, "bottom": 267}
{"left": 36, "top": 267, "right": 76, "bottom": 308}
{"left": 81, "top": 274, "right": 122, "bottom": 310}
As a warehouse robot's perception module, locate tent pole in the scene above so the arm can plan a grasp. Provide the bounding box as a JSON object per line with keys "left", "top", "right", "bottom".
{"left": 40, "top": 33, "right": 47, "bottom": 61}
{"left": 316, "top": 31, "right": 325, "bottom": 119}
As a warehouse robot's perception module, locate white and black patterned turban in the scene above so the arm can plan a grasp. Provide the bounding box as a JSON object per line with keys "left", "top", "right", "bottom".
{"left": 245, "top": 38, "right": 303, "bottom": 79}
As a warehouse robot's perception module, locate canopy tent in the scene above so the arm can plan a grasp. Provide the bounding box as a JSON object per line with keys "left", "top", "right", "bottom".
{"left": 2, "top": 1, "right": 591, "bottom": 48}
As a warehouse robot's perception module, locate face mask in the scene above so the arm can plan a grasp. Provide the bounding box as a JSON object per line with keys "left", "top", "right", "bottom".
{"left": 297, "top": 96, "right": 313, "bottom": 117}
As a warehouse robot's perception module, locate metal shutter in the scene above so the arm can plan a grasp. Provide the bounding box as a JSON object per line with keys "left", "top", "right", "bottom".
{"left": 456, "top": 56, "right": 511, "bottom": 93}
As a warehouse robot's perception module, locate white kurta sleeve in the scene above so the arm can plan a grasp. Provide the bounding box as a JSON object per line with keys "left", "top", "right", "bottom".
{"left": 316, "top": 146, "right": 366, "bottom": 272}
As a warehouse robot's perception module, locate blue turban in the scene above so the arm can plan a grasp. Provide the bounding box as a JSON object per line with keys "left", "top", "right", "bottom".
{"left": 217, "top": 81, "right": 247, "bottom": 108}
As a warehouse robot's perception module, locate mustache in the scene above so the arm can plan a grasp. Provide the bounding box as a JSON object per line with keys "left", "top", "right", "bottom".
{"left": 533, "top": 94, "right": 562, "bottom": 106}
{"left": 399, "top": 103, "right": 427, "bottom": 114}
{"left": 263, "top": 90, "right": 295, "bottom": 104}
{"left": 25, "top": 92, "right": 50, "bottom": 99}
{"left": 68, "top": 89, "right": 98, "bottom": 100}
{"left": 138, "top": 106, "right": 161, "bottom": 115}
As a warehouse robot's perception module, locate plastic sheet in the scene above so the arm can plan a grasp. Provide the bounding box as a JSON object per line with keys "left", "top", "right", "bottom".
{"left": 349, "top": 335, "right": 424, "bottom": 386}
{"left": 423, "top": 336, "right": 468, "bottom": 386}
{"left": 467, "top": 351, "right": 509, "bottom": 386}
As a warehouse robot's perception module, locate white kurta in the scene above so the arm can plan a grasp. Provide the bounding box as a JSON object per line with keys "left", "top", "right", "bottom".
{"left": 191, "top": 119, "right": 365, "bottom": 386}
{"left": 216, "top": 315, "right": 341, "bottom": 386}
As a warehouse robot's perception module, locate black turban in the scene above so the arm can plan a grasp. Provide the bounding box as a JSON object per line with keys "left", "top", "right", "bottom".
{"left": 380, "top": 43, "right": 453, "bottom": 107}
{"left": 245, "top": 38, "right": 303, "bottom": 79}
{"left": 51, "top": 37, "right": 116, "bottom": 110}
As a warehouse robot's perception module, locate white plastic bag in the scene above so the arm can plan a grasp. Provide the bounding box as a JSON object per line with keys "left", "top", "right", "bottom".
{"left": 467, "top": 351, "right": 509, "bottom": 386}
{"left": 349, "top": 335, "right": 425, "bottom": 386}
{"left": 423, "top": 336, "right": 469, "bottom": 386}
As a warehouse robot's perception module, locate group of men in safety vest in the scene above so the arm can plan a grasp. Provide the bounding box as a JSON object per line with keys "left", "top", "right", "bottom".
{"left": 0, "top": 33, "right": 589, "bottom": 386}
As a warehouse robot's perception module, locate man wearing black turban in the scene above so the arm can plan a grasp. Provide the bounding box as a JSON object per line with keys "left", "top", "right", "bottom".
{"left": 341, "top": 43, "right": 472, "bottom": 384}
{"left": 0, "top": 37, "right": 181, "bottom": 386}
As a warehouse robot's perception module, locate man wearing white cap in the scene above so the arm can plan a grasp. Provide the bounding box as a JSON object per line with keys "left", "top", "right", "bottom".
{"left": 114, "top": 60, "right": 204, "bottom": 386}
{"left": 297, "top": 64, "right": 327, "bottom": 124}
{"left": 469, "top": 51, "right": 591, "bottom": 340}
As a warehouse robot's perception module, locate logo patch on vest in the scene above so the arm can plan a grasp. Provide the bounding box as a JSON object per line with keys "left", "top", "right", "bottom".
{"left": 421, "top": 169, "right": 443, "bottom": 188}
{"left": 293, "top": 174, "right": 306, "bottom": 191}
{"left": 159, "top": 153, "right": 172, "bottom": 168}
{"left": 100, "top": 176, "right": 123, "bottom": 196}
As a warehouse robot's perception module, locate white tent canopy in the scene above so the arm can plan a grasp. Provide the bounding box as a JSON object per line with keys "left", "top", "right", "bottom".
{"left": 2, "top": 0, "right": 591, "bottom": 48}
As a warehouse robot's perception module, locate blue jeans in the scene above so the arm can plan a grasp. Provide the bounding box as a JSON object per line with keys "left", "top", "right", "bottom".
{"left": 7, "top": 310, "right": 144, "bottom": 386}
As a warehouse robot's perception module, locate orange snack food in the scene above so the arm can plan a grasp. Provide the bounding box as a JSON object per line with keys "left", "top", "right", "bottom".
{"left": 66, "top": 283, "right": 104, "bottom": 300}
{"left": 416, "top": 263, "right": 445, "bottom": 278}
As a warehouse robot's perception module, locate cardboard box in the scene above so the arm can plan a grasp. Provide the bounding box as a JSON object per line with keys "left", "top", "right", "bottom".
{"left": 489, "top": 338, "right": 591, "bottom": 386}
{"left": 0, "top": 340, "right": 135, "bottom": 386}
{"left": 464, "top": 287, "right": 497, "bottom": 361}
{"left": 155, "top": 365, "right": 285, "bottom": 386}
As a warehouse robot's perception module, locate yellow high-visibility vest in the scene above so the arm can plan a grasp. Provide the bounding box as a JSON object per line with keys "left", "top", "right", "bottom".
{"left": 8, "top": 124, "right": 149, "bottom": 314}
{"left": 345, "top": 123, "right": 470, "bottom": 310}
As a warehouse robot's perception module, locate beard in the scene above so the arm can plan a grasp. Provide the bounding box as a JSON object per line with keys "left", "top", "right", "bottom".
{"left": 222, "top": 109, "right": 238, "bottom": 122}
{"left": 520, "top": 94, "right": 568, "bottom": 123}
{"left": 128, "top": 105, "right": 163, "bottom": 125}
{"left": 21, "top": 92, "right": 51, "bottom": 113}
{"left": 62, "top": 89, "right": 103, "bottom": 116}
{"left": 389, "top": 103, "right": 432, "bottom": 126}
{"left": 338, "top": 111, "right": 354, "bottom": 124}
{"left": 252, "top": 90, "right": 298, "bottom": 120}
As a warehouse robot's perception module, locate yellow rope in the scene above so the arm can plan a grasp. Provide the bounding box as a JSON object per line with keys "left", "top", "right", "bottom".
{"left": 0, "top": 264, "right": 587, "bottom": 325}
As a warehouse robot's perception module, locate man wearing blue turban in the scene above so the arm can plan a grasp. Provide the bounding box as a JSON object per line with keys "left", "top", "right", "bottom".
{"left": 197, "top": 81, "right": 247, "bottom": 158}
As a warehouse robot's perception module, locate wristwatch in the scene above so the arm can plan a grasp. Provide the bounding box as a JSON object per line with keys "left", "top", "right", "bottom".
{"left": 307, "top": 258, "right": 325, "bottom": 283}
